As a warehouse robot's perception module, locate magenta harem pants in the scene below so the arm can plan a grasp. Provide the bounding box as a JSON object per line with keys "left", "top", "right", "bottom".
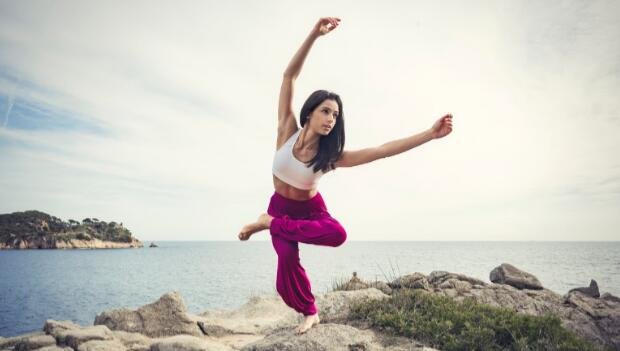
{"left": 267, "top": 191, "right": 347, "bottom": 316}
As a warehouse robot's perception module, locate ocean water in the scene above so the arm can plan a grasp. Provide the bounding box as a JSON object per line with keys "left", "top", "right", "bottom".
{"left": 1, "top": 241, "right": 619, "bottom": 337}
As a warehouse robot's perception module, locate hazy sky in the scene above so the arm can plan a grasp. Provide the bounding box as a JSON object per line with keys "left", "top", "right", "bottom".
{"left": 1, "top": 0, "right": 618, "bottom": 241}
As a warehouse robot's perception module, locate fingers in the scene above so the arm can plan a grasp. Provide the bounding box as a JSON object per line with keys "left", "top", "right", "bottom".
{"left": 319, "top": 17, "right": 341, "bottom": 31}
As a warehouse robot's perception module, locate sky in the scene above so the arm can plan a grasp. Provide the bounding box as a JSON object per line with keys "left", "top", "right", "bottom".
{"left": 0, "top": 0, "right": 618, "bottom": 241}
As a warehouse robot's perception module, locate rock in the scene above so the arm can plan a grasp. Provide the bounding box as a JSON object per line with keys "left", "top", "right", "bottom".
{"left": 76, "top": 338, "right": 127, "bottom": 351}
{"left": 14, "top": 334, "right": 56, "bottom": 351}
{"left": 568, "top": 279, "right": 600, "bottom": 298}
{"left": 27, "top": 346, "right": 72, "bottom": 351}
{"left": 390, "top": 272, "right": 431, "bottom": 291}
{"left": 602, "top": 292, "right": 620, "bottom": 304}
{"left": 149, "top": 335, "right": 233, "bottom": 351}
{"left": 110, "top": 330, "right": 153, "bottom": 351}
{"left": 489, "top": 263, "right": 543, "bottom": 290}
{"left": 240, "top": 323, "right": 376, "bottom": 351}
{"left": 149, "top": 242, "right": 158, "bottom": 248}
{"left": 94, "top": 291, "right": 202, "bottom": 338}
{"left": 316, "top": 288, "right": 390, "bottom": 323}
{"left": 0, "top": 331, "right": 46, "bottom": 350}
{"left": 428, "top": 270, "right": 487, "bottom": 287}
{"left": 367, "top": 281, "right": 392, "bottom": 295}
{"left": 197, "top": 294, "right": 299, "bottom": 335}
{"left": 43, "top": 320, "right": 83, "bottom": 336}
{"left": 51, "top": 325, "right": 115, "bottom": 350}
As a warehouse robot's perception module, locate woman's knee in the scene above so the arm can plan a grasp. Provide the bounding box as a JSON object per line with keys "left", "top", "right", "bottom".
{"left": 330, "top": 221, "right": 347, "bottom": 247}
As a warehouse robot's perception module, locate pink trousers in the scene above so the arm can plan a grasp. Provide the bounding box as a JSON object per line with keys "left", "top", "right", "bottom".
{"left": 267, "top": 191, "right": 347, "bottom": 315}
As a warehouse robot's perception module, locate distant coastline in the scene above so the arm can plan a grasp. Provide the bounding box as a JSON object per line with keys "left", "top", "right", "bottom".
{"left": 0, "top": 210, "right": 142, "bottom": 249}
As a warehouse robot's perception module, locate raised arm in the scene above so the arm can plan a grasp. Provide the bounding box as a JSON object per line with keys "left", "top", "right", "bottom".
{"left": 277, "top": 18, "right": 341, "bottom": 143}
{"left": 334, "top": 114, "right": 453, "bottom": 168}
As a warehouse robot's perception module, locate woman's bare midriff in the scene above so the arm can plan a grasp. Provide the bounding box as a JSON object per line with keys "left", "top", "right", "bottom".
{"left": 273, "top": 174, "right": 318, "bottom": 201}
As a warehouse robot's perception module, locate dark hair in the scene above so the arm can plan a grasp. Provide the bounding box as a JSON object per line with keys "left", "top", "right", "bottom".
{"left": 299, "top": 90, "right": 345, "bottom": 173}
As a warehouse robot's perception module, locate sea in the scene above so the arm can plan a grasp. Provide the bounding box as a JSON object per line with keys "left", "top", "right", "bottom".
{"left": 1, "top": 241, "right": 619, "bottom": 338}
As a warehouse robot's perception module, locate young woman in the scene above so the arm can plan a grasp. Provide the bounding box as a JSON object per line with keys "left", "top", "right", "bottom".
{"left": 238, "top": 17, "right": 453, "bottom": 334}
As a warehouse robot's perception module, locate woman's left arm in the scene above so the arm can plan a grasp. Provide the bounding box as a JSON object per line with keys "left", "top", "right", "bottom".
{"left": 334, "top": 114, "right": 452, "bottom": 168}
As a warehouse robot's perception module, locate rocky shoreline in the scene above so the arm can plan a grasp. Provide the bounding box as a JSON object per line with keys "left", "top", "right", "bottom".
{"left": 0, "top": 210, "right": 142, "bottom": 250}
{"left": 0, "top": 237, "right": 143, "bottom": 250}
{"left": 1, "top": 263, "right": 618, "bottom": 350}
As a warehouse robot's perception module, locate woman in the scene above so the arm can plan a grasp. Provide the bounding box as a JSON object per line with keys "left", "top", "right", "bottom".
{"left": 238, "top": 17, "right": 453, "bottom": 334}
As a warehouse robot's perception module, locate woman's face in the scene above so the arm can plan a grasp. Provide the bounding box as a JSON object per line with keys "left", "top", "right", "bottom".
{"left": 308, "top": 99, "right": 339, "bottom": 135}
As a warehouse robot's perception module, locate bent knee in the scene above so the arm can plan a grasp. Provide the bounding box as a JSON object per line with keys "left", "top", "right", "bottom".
{"left": 333, "top": 224, "right": 347, "bottom": 247}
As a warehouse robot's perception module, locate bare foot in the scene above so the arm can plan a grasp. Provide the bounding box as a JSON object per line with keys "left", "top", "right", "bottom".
{"left": 294, "top": 313, "right": 320, "bottom": 334}
{"left": 238, "top": 213, "right": 273, "bottom": 241}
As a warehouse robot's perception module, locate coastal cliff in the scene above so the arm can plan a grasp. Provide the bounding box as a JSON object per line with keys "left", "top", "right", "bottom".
{"left": 0, "top": 210, "right": 143, "bottom": 249}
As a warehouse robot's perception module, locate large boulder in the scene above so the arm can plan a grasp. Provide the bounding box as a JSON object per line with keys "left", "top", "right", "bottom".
{"left": 196, "top": 294, "right": 299, "bottom": 335}
{"left": 568, "top": 279, "right": 600, "bottom": 298}
{"left": 94, "top": 291, "right": 202, "bottom": 338}
{"left": 489, "top": 263, "right": 543, "bottom": 290}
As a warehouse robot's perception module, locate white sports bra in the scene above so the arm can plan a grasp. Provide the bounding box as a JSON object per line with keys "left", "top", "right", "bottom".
{"left": 272, "top": 128, "right": 328, "bottom": 190}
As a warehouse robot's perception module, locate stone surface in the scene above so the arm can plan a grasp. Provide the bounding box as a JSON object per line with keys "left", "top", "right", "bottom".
{"left": 568, "top": 279, "right": 600, "bottom": 298}
{"left": 13, "top": 334, "right": 56, "bottom": 351}
{"left": 76, "top": 338, "right": 127, "bottom": 351}
{"left": 54, "top": 325, "right": 115, "bottom": 350}
{"left": 489, "top": 263, "right": 543, "bottom": 290}
{"left": 94, "top": 291, "right": 202, "bottom": 338}
{"left": 240, "top": 323, "right": 376, "bottom": 351}
{"left": 148, "top": 335, "right": 233, "bottom": 351}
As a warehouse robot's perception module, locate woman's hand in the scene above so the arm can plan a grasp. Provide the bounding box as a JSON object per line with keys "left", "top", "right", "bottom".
{"left": 311, "top": 17, "right": 341, "bottom": 37}
{"left": 430, "top": 114, "right": 453, "bottom": 139}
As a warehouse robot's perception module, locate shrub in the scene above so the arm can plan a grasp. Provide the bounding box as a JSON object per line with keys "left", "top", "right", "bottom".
{"left": 348, "top": 288, "right": 607, "bottom": 351}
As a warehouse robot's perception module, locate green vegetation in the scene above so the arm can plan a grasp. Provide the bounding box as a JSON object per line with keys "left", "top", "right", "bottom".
{"left": 347, "top": 288, "right": 608, "bottom": 351}
{"left": 0, "top": 210, "right": 135, "bottom": 245}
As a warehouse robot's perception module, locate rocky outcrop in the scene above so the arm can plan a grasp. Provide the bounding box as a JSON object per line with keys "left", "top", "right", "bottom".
{"left": 489, "top": 263, "right": 543, "bottom": 289}
{"left": 94, "top": 292, "right": 202, "bottom": 338}
{"left": 0, "top": 289, "right": 437, "bottom": 351}
{"left": 352, "top": 263, "right": 618, "bottom": 350}
{"left": 2, "top": 263, "right": 616, "bottom": 350}
{"left": 0, "top": 210, "right": 142, "bottom": 249}
{"left": 0, "top": 237, "right": 143, "bottom": 250}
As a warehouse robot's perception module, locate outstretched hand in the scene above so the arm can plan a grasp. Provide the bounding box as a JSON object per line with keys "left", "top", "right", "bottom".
{"left": 430, "top": 114, "right": 453, "bottom": 139}
{"left": 312, "top": 17, "right": 341, "bottom": 37}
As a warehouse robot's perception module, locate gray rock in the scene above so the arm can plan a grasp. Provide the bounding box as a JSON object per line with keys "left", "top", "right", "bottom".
{"left": 568, "top": 279, "right": 600, "bottom": 298}
{"left": 197, "top": 294, "right": 300, "bottom": 335}
{"left": 428, "top": 270, "right": 487, "bottom": 287}
{"left": 196, "top": 288, "right": 388, "bottom": 336}
{"left": 43, "top": 320, "right": 82, "bottom": 336}
{"left": 389, "top": 272, "right": 430, "bottom": 291}
{"left": 0, "top": 331, "right": 46, "bottom": 350}
{"left": 110, "top": 330, "right": 153, "bottom": 351}
{"left": 315, "top": 288, "right": 390, "bottom": 323}
{"left": 240, "top": 323, "right": 376, "bottom": 351}
{"left": 52, "top": 325, "right": 115, "bottom": 350}
{"left": 148, "top": 335, "right": 233, "bottom": 351}
{"left": 602, "top": 292, "right": 620, "bottom": 304}
{"left": 489, "top": 263, "right": 543, "bottom": 290}
{"left": 14, "top": 334, "right": 56, "bottom": 351}
{"left": 29, "top": 346, "right": 73, "bottom": 351}
{"left": 77, "top": 339, "right": 127, "bottom": 351}
{"left": 94, "top": 291, "right": 202, "bottom": 338}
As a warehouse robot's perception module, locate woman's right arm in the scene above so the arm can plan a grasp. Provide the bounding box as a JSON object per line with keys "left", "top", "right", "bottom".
{"left": 278, "top": 18, "right": 341, "bottom": 134}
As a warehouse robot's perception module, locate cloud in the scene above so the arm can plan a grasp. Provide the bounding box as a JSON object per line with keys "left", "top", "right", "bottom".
{"left": 0, "top": 0, "right": 619, "bottom": 241}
